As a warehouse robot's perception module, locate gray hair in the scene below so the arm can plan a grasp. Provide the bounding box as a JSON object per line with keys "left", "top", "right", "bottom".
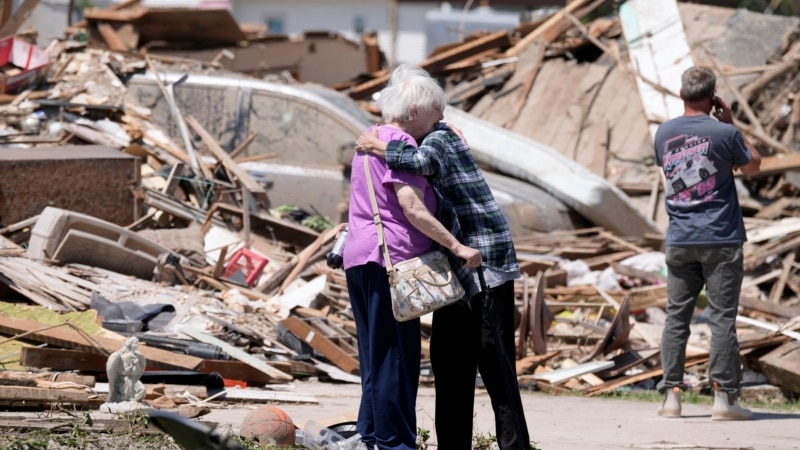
{"left": 376, "top": 64, "right": 445, "bottom": 123}
{"left": 680, "top": 66, "right": 716, "bottom": 102}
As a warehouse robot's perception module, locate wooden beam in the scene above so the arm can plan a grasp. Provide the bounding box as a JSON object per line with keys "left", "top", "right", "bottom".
{"left": 96, "top": 22, "right": 129, "bottom": 51}
{"left": 0, "top": 315, "right": 202, "bottom": 370}
{"left": 185, "top": 115, "right": 270, "bottom": 210}
{"left": 769, "top": 250, "right": 795, "bottom": 304}
{"left": 200, "top": 359, "right": 321, "bottom": 386}
{"left": 178, "top": 325, "right": 292, "bottom": 382}
{"left": 504, "top": 0, "right": 591, "bottom": 57}
{"left": 0, "top": 369, "right": 94, "bottom": 387}
{"left": 0, "top": 0, "right": 41, "bottom": 38}
{"left": 750, "top": 152, "right": 800, "bottom": 177}
{"left": 1, "top": 0, "right": 13, "bottom": 29}
{"left": 348, "top": 30, "right": 512, "bottom": 100}
{"left": 280, "top": 316, "right": 360, "bottom": 375}
{"left": 739, "top": 294, "right": 800, "bottom": 320}
{"left": 0, "top": 385, "right": 101, "bottom": 405}
{"left": 741, "top": 41, "right": 800, "bottom": 102}
{"left": 228, "top": 132, "right": 256, "bottom": 160}
{"left": 20, "top": 347, "right": 107, "bottom": 373}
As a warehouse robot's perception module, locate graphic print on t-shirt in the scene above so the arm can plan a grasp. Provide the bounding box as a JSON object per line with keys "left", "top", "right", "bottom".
{"left": 661, "top": 134, "right": 718, "bottom": 205}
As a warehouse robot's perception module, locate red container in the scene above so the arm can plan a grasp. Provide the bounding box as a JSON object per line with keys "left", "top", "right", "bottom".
{"left": 0, "top": 37, "right": 52, "bottom": 94}
{"left": 222, "top": 248, "right": 269, "bottom": 287}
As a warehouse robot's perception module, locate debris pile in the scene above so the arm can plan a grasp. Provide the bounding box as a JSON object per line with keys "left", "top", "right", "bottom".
{"left": 0, "top": 0, "right": 796, "bottom": 424}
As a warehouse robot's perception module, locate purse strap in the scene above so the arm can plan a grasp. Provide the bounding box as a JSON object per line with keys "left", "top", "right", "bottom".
{"left": 363, "top": 155, "right": 396, "bottom": 275}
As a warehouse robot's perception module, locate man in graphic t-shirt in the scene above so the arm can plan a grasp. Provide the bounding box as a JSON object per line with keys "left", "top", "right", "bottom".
{"left": 654, "top": 66, "right": 761, "bottom": 421}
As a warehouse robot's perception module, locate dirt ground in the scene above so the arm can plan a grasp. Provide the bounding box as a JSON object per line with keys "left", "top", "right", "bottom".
{"left": 0, "top": 380, "right": 798, "bottom": 450}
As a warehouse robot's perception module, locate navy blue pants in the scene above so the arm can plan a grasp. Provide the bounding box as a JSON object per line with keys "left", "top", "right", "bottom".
{"left": 430, "top": 280, "right": 530, "bottom": 450}
{"left": 346, "top": 263, "right": 421, "bottom": 450}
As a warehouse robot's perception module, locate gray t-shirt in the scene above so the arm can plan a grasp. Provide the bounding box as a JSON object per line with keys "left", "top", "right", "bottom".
{"left": 654, "top": 115, "right": 752, "bottom": 246}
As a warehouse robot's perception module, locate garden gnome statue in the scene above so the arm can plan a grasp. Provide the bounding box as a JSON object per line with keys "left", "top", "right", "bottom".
{"left": 100, "top": 336, "right": 149, "bottom": 413}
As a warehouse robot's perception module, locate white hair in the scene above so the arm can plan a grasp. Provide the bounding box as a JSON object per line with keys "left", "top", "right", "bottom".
{"left": 376, "top": 64, "right": 445, "bottom": 123}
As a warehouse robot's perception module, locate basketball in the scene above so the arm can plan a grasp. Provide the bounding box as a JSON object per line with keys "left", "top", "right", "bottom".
{"left": 239, "top": 406, "right": 296, "bottom": 446}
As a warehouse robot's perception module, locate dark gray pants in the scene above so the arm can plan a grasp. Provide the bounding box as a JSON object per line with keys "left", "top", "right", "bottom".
{"left": 658, "top": 245, "right": 744, "bottom": 395}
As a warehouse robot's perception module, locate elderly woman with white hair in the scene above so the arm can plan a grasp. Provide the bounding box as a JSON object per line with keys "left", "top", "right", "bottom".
{"left": 342, "top": 64, "right": 481, "bottom": 450}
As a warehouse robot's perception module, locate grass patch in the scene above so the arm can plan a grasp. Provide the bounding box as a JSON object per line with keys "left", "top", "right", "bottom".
{"left": 598, "top": 388, "right": 800, "bottom": 412}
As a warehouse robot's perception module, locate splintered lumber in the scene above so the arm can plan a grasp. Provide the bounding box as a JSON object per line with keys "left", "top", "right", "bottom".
{"left": 348, "top": 30, "right": 512, "bottom": 100}
{"left": 178, "top": 325, "right": 292, "bottom": 382}
{"left": 532, "top": 360, "right": 613, "bottom": 385}
{"left": 0, "top": 386, "right": 101, "bottom": 405}
{"left": 739, "top": 295, "right": 800, "bottom": 320}
{"left": 200, "top": 359, "right": 320, "bottom": 386}
{"left": 585, "top": 354, "right": 709, "bottom": 397}
{"left": 277, "top": 227, "right": 338, "bottom": 294}
{"left": 759, "top": 341, "right": 800, "bottom": 395}
{"left": 741, "top": 41, "right": 800, "bottom": 102}
{"left": 96, "top": 22, "right": 129, "bottom": 51}
{"left": 20, "top": 347, "right": 110, "bottom": 374}
{"left": 736, "top": 316, "right": 800, "bottom": 341}
{"left": 0, "top": 370, "right": 94, "bottom": 388}
{"left": 97, "top": 382, "right": 320, "bottom": 404}
{"left": 0, "top": 315, "right": 202, "bottom": 370}
{"left": 185, "top": 116, "right": 270, "bottom": 210}
{"left": 0, "top": 0, "right": 41, "bottom": 37}
{"left": 627, "top": 284, "right": 667, "bottom": 310}
{"left": 753, "top": 152, "right": 800, "bottom": 177}
{"left": 504, "top": 0, "right": 592, "bottom": 57}
{"left": 516, "top": 351, "right": 559, "bottom": 375}
{"left": 280, "top": 316, "right": 360, "bottom": 375}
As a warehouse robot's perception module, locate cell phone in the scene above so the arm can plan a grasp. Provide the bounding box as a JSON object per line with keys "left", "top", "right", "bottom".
{"left": 713, "top": 96, "right": 723, "bottom": 115}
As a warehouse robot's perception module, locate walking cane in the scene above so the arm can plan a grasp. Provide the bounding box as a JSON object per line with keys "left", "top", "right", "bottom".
{"left": 477, "top": 266, "right": 529, "bottom": 450}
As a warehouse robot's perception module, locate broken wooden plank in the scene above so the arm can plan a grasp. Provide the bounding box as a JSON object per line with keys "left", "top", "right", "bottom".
{"left": 0, "top": 0, "right": 41, "bottom": 37}
{"left": 20, "top": 347, "right": 107, "bottom": 374}
{"left": 200, "top": 359, "right": 320, "bottom": 386}
{"left": 516, "top": 351, "right": 559, "bottom": 375}
{"left": 752, "top": 152, "right": 800, "bottom": 177}
{"left": 0, "top": 314, "right": 202, "bottom": 370}
{"left": 96, "top": 22, "right": 129, "bottom": 51}
{"left": 754, "top": 197, "right": 797, "bottom": 220}
{"left": 0, "top": 370, "right": 94, "bottom": 387}
{"left": 505, "top": 0, "right": 591, "bottom": 57}
{"left": 736, "top": 315, "right": 800, "bottom": 342}
{"left": 739, "top": 295, "right": 800, "bottom": 320}
{"left": 277, "top": 226, "right": 337, "bottom": 294}
{"left": 769, "top": 250, "right": 796, "bottom": 304}
{"left": 178, "top": 325, "right": 292, "bottom": 382}
{"left": 96, "top": 382, "right": 319, "bottom": 404}
{"left": 280, "top": 316, "right": 360, "bottom": 375}
{"left": 348, "top": 30, "right": 512, "bottom": 100}
{"left": 532, "top": 360, "right": 613, "bottom": 385}
{"left": 585, "top": 353, "right": 709, "bottom": 396}
{"left": 186, "top": 115, "right": 270, "bottom": 210}
{"left": 0, "top": 385, "right": 101, "bottom": 405}
{"left": 759, "top": 341, "right": 800, "bottom": 395}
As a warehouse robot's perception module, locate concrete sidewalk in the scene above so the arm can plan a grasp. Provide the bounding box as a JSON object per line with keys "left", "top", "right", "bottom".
{"left": 203, "top": 380, "right": 800, "bottom": 450}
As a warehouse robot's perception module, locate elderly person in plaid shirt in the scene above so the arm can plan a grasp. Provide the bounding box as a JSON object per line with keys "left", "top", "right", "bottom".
{"left": 356, "top": 65, "right": 530, "bottom": 450}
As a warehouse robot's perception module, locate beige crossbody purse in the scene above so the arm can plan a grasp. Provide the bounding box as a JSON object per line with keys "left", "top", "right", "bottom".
{"left": 362, "top": 156, "right": 465, "bottom": 322}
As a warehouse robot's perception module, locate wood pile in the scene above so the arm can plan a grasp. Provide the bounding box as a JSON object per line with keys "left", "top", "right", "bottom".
{"left": 0, "top": 0, "right": 797, "bottom": 412}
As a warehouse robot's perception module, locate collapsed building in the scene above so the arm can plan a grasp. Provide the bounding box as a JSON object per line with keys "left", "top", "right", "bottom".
{"left": 0, "top": 0, "right": 797, "bottom": 434}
